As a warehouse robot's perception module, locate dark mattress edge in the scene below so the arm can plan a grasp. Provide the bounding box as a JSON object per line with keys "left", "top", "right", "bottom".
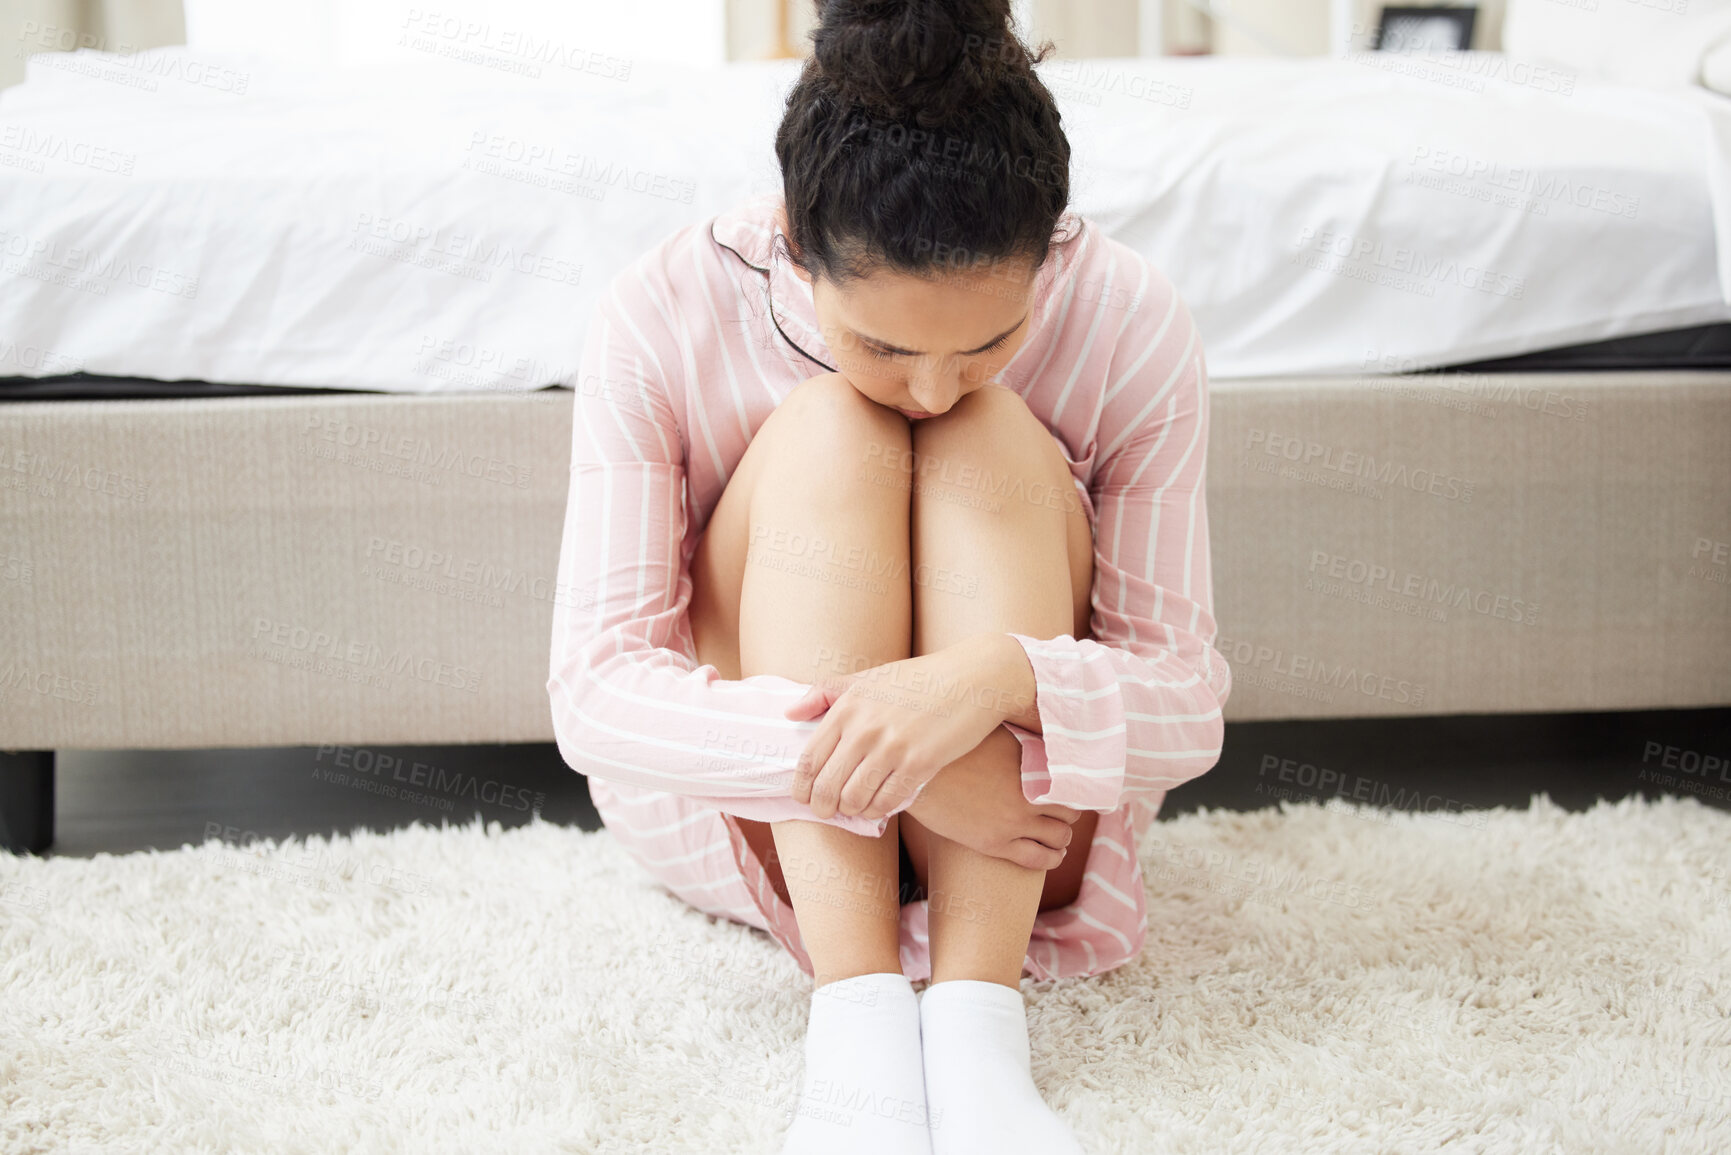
{"left": 1434, "top": 322, "right": 1731, "bottom": 374}
{"left": 4, "top": 324, "right": 1730, "bottom": 401}
{"left": 0, "top": 379, "right": 568, "bottom": 402}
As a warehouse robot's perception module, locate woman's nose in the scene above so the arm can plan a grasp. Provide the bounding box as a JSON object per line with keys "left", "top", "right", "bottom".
{"left": 909, "top": 361, "right": 963, "bottom": 414}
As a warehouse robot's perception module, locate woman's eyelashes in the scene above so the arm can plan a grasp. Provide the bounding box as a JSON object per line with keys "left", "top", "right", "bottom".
{"left": 860, "top": 333, "right": 1011, "bottom": 360}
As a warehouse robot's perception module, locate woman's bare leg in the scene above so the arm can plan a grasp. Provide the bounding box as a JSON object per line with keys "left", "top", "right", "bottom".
{"left": 689, "top": 373, "right": 915, "bottom": 987}
{"left": 899, "top": 385, "right": 1097, "bottom": 990}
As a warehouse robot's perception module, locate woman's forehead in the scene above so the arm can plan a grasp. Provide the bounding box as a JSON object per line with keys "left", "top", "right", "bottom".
{"left": 820, "top": 262, "right": 1036, "bottom": 352}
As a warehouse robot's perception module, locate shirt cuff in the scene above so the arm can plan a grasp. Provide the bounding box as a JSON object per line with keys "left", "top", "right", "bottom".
{"left": 1003, "top": 631, "right": 1127, "bottom": 810}
{"left": 1001, "top": 720, "right": 1056, "bottom": 806}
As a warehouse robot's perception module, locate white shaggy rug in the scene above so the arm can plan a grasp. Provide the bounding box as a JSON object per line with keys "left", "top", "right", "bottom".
{"left": 3, "top": 793, "right": 1729, "bottom": 1154}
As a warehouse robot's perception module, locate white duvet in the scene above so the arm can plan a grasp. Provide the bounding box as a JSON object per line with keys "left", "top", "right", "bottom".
{"left": 0, "top": 46, "right": 1726, "bottom": 390}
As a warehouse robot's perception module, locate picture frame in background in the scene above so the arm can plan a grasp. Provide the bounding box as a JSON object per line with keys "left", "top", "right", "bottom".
{"left": 1373, "top": 5, "right": 1478, "bottom": 52}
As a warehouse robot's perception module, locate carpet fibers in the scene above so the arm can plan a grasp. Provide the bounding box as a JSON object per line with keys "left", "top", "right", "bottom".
{"left": 2, "top": 793, "right": 1728, "bottom": 1154}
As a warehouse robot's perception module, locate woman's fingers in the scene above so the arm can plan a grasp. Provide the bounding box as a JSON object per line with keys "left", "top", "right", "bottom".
{"left": 837, "top": 756, "right": 894, "bottom": 818}
{"left": 807, "top": 736, "right": 866, "bottom": 819}
{"left": 1028, "top": 815, "right": 1076, "bottom": 851}
{"left": 855, "top": 768, "right": 907, "bottom": 820}
{"left": 792, "top": 723, "right": 842, "bottom": 806}
{"left": 858, "top": 766, "right": 923, "bottom": 822}
{"left": 1039, "top": 804, "right": 1084, "bottom": 824}
{"left": 1007, "top": 838, "right": 1067, "bottom": 872}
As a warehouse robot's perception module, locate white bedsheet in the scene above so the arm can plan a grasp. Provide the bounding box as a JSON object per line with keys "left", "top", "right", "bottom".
{"left": 0, "top": 47, "right": 1726, "bottom": 390}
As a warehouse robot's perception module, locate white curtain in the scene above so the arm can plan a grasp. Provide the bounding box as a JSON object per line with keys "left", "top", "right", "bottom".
{"left": 1, "top": 0, "right": 184, "bottom": 88}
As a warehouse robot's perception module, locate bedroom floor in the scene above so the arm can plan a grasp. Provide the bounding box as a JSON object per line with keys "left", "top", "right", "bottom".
{"left": 45, "top": 706, "right": 1730, "bottom": 858}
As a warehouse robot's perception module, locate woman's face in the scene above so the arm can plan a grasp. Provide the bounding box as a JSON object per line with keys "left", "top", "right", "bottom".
{"left": 794, "top": 254, "right": 1039, "bottom": 419}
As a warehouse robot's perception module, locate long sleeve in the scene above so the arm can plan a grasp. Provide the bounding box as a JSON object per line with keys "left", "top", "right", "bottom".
{"left": 546, "top": 267, "right": 900, "bottom": 838}
{"left": 1003, "top": 283, "right": 1232, "bottom": 813}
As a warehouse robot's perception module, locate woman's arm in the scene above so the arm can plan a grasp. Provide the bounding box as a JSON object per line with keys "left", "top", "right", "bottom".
{"left": 999, "top": 286, "right": 1233, "bottom": 813}
{"left": 545, "top": 271, "right": 904, "bottom": 838}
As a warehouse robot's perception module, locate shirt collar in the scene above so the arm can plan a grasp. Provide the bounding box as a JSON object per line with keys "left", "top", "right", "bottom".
{"left": 709, "top": 192, "right": 782, "bottom": 270}
{"left": 711, "top": 193, "right": 836, "bottom": 372}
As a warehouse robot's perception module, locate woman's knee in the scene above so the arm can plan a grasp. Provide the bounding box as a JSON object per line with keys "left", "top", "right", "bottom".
{"left": 909, "top": 384, "right": 1093, "bottom": 636}
{"left": 911, "top": 385, "right": 1075, "bottom": 498}
{"left": 910, "top": 385, "right": 1086, "bottom": 534}
{"left": 755, "top": 373, "right": 913, "bottom": 499}
{"left": 689, "top": 374, "right": 914, "bottom": 671}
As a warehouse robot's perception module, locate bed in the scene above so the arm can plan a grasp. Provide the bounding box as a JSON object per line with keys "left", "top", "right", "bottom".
{"left": 3, "top": 46, "right": 1729, "bottom": 852}
{"left": 3, "top": 50, "right": 1729, "bottom": 386}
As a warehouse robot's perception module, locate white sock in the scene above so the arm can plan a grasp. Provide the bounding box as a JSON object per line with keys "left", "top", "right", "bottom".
{"left": 780, "top": 971, "right": 935, "bottom": 1155}
{"left": 918, "top": 980, "right": 1084, "bottom": 1155}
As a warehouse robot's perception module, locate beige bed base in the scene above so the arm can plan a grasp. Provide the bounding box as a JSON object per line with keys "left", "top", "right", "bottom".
{"left": 2, "top": 370, "right": 1728, "bottom": 751}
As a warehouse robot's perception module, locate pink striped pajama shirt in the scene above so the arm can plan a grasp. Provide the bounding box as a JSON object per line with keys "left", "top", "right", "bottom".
{"left": 547, "top": 193, "right": 1232, "bottom": 984}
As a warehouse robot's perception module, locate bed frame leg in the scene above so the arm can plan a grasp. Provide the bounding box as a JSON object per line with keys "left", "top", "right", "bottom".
{"left": 0, "top": 750, "right": 54, "bottom": 854}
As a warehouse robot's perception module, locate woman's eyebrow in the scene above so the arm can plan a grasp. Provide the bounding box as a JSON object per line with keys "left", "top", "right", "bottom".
{"left": 855, "top": 315, "right": 1028, "bottom": 357}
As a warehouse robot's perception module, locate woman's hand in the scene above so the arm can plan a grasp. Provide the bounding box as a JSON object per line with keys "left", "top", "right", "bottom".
{"left": 783, "top": 634, "right": 1031, "bottom": 821}
{"left": 907, "top": 726, "right": 1082, "bottom": 871}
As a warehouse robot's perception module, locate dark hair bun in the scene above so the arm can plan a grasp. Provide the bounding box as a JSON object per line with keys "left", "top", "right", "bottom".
{"left": 812, "top": 0, "right": 1040, "bottom": 126}
{"left": 775, "top": 0, "right": 1070, "bottom": 283}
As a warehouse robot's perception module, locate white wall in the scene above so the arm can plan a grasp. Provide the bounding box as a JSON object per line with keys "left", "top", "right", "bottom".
{"left": 1205, "top": 0, "right": 1503, "bottom": 56}
{"left": 725, "top": 0, "right": 1508, "bottom": 62}
{"left": 1212, "top": 0, "right": 1331, "bottom": 56}
{"left": 723, "top": 0, "right": 1214, "bottom": 62}
{"left": 183, "top": 0, "right": 728, "bottom": 67}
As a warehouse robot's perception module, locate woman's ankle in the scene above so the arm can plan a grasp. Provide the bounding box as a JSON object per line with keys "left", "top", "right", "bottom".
{"left": 927, "top": 964, "right": 1024, "bottom": 990}
{"left": 814, "top": 963, "right": 907, "bottom": 990}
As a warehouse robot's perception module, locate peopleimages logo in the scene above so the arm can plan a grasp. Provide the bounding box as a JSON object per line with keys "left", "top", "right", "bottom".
{"left": 313, "top": 744, "right": 544, "bottom": 813}
{"left": 1406, "top": 146, "right": 1641, "bottom": 220}
{"left": 0, "top": 227, "right": 199, "bottom": 299}
{"left": 0, "top": 126, "right": 135, "bottom": 175}
{"left": 1360, "top": 348, "right": 1591, "bottom": 422}
{"left": 864, "top": 123, "right": 1065, "bottom": 188}
{"left": 462, "top": 132, "right": 696, "bottom": 204}
{"left": 1641, "top": 741, "right": 1729, "bottom": 784}
{"left": 1257, "top": 754, "right": 1489, "bottom": 830}
{"left": 248, "top": 616, "right": 482, "bottom": 694}
{"left": 397, "top": 9, "right": 633, "bottom": 81}
{"left": 1140, "top": 832, "right": 1380, "bottom": 911}
{"left": 1306, "top": 550, "right": 1540, "bottom": 626}
{"left": 1293, "top": 226, "right": 1526, "bottom": 299}
{"left": 14, "top": 22, "right": 252, "bottom": 93}
{"left": 0, "top": 339, "right": 84, "bottom": 375}
{"left": 1214, "top": 633, "right": 1428, "bottom": 707}
{"left": 304, "top": 413, "right": 534, "bottom": 488}
{"left": 1244, "top": 428, "right": 1475, "bottom": 503}
{"left": 0, "top": 662, "right": 101, "bottom": 706}
{"left": 0, "top": 443, "right": 150, "bottom": 502}
{"left": 347, "top": 212, "right": 583, "bottom": 288}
